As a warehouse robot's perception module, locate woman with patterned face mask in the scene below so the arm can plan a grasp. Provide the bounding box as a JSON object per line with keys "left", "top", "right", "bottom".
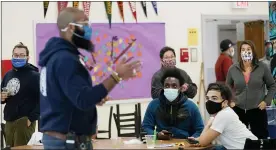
{"left": 226, "top": 40, "right": 276, "bottom": 139}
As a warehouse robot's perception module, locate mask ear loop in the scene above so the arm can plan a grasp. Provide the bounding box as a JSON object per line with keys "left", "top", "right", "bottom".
{"left": 61, "top": 23, "right": 83, "bottom": 32}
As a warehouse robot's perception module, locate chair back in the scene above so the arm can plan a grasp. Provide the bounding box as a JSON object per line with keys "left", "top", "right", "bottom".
{"left": 96, "top": 106, "right": 113, "bottom": 139}
{"left": 244, "top": 138, "right": 276, "bottom": 149}
{"left": 113, "top": 103, "right": 141, "bottom": 137}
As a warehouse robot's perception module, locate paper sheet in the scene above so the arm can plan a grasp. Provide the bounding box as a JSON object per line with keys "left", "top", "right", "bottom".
{"left": 155, "top": 144, "right": 175, "bottom": 148}
{"left": 188, "top": 28, "right": 198, "bottom": 46}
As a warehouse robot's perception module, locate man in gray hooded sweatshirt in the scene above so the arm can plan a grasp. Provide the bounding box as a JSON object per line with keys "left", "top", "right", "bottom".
{"left": 151, "top": 46, "right": 197, "bottom": 99}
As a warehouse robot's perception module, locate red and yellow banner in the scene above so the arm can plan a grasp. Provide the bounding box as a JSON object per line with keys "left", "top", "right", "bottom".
{"left": 117, "top": 2, "right": 124, "bottom": 22}
{"left": 57, "top": 2, "right": 68, "bottom": 14}
{"left": 83, "top": 2, "right": 91, "bottom": 17}
{"left": 129, "top": 2, "right": 137, "bottom": 23}
{"left": 73, "top": 1, "right": 79, "bottom": 9}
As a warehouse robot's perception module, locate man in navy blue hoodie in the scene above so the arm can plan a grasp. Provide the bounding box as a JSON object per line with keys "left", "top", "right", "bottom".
{"left": 1, "top": 43, "right": 39, "bottom": 147}
{"left": 142, "top": 68, "right": 204, "bottom": 140}
{"left": 39, "top": 7, "right": 141, "bottom": 149}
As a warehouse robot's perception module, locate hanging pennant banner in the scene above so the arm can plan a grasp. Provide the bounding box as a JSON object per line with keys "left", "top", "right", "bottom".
{"left": 104, "top": 1, "right": 112, "bottom": 28}
{"left": 151, "top": 1, "right": 158, "bottom": 15}
{"left": 57, "top": 2, "right": 68, "bottom": 14}
{"left": 117, "top": 2, "right": 124, "bottom": 22}
{"left": 73, "top": 1, "right": 79, "bottom": 8}
{"left": 141, "top": 2, "right": 147, "bottom": 17}
{"left": 43, "top": 1, "right": 49, "bottom": 18}
{"left": 129, "top": 2, "right": 137, "bottom": 23}
{"left": 83, "top": 2, "right": 91, "bottom": 17}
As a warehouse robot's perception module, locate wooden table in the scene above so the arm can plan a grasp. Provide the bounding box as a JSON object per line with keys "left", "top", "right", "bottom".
{"left": 12, "top": 138, "right": 213, "bottom": 149}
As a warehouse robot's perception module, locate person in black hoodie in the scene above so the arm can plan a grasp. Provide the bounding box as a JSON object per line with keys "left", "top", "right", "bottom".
{"left": 39, "top": 7, "right": 141, "bottom": 150}
{"left": 0, "top": 43, "right": 40, "bottom": 147}
{"left": 143, "top": 68, "right": 204, "bottom": 140}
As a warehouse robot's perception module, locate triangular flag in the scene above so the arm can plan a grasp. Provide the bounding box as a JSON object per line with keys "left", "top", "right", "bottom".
{"left": 43, "top": 1, "right": 49, "bottom": 18}
{"left": 141, "top": 2, "right": 147, "bottom": 17}
{"left": 83, "top": 2, "right": 91, "bottom": 18}
{"left": 104, "top": 1, "right": 112, "bottom": 28}
{"left": 73, "top": 1, "right": 79, "bottom": 8}
{"left": 129, "top": 2, "right": 137, "bottom": 23}
{"left": 57, "top": 2, "right": 68, "bottom": 15}
{"left": 117, "top": 2, "right": 124, "bottom": 22}
{"left": 151, "top": 1, "right": 158, "bottom": 15}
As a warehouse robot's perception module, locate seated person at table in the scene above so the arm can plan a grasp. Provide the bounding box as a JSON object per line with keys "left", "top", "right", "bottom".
{"left": 142, "top": 68, "right": 204, "bottom": 140}
{"left": 189, "top": 83, "right": 258, "bottom": 149}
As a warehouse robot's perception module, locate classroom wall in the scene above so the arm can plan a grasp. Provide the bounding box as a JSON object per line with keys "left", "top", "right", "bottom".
{"left": 1, "top": 2, "right": 269, "bottom": 138}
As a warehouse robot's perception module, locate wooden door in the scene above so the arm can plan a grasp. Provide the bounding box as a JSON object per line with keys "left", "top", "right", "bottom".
{"left": 244, "top": 20, "right": 265, "bottom": 59}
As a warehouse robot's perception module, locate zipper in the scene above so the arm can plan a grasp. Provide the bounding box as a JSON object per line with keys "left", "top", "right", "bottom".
{"left": 244, "top": 66, "right": 254, "bottom": 113}
{"left": 170, "top": 105, "right": 173, "bottom": 125}
{"left": 245, "top": 84, "right": 247, "bottom": 113}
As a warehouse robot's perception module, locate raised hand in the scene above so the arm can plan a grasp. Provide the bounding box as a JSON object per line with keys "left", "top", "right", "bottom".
{"left": 115, "top": 55, "right": 142, "bottom": 81}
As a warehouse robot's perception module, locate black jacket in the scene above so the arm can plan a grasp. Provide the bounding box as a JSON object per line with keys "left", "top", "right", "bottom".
{"left": 1, "top": 64, "right": 40, "bottom": 122}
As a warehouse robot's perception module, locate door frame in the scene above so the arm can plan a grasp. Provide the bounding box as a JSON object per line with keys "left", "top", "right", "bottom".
{"left": 201, "top": 14, "right": 268, "bottom": 85}
{"left": 200, "top": 14, "right": 268, "bottom": 120}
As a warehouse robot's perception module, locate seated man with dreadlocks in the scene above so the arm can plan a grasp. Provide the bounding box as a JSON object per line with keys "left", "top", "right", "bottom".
{"left": 142, "top": 68, "right": 204, "bottom": 140}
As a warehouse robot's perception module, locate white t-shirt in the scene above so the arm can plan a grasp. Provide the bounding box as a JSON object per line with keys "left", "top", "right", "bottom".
{"left": 210, "top": 107, "right": 258, "bottom": 149}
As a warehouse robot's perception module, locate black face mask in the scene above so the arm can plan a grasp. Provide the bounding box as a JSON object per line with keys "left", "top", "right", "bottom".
{"left": 72, "top": 27, "right": 94, "bottom": 52}
{"left": 206, "top": 100, "right": 224, "bottom": 115}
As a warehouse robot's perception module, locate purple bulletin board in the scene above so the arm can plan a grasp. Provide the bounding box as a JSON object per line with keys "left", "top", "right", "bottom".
{"left": 35, "top": 23, "right": 165, "bottom": 100}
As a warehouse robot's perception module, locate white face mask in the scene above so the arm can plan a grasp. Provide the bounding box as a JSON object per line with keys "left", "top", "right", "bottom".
{"left": 164, "top": 88, "right": 179, "bottom": 102}
{"left": 241, "top": 51, "right": 253, "bottom": 62}
{"left": 227, "top": 47, "right": 234, "bottom": 57}
{"left": 230, "top": 48, "right": 235, "bottom": 56}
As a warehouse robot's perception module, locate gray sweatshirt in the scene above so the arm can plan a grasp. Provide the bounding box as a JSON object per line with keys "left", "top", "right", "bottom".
{"left": 226, "top": 62, "right": 276, "bottom": 110}
{"left": 151, "top": 67, "right": 197, "bottom": 99}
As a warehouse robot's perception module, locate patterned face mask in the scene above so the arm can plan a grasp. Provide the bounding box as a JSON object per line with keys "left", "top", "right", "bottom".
{"left": 241, "top": 51, "right": 253, "bottom": 62}
{"left": 162, "top": 58, "right": 176, "bottom": 68}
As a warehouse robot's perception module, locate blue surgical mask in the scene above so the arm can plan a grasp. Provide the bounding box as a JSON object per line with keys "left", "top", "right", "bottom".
{"left": 62, "top": 23, "right": 92, "bottom": 41}
{"left": 73, "top": 25, "right": 92, "bottom": 41}
{"left": 12, "top": 58, "right": 27, "bottom": 68}
{"left": 164, "top": 88, "right": 179, "bottom": 102}
{"left": 61, "top": 23, "right": 94, "bottom": 51}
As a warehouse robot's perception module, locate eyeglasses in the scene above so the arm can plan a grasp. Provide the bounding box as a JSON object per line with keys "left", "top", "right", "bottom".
{"left": 163, "top": 57, "right": 175, "bottom": 61}
{"left": 12, "top": 54, "right": 27, "bottom": 58}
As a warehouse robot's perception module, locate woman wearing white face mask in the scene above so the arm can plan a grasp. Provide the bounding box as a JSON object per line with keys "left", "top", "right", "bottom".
{"left": 226, "top": 40, "right": 276, "bottom": 139}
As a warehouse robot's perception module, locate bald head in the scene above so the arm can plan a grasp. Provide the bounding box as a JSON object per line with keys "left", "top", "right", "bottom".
{"left": 57, "top": 7, "right": 88, "bottom": 30}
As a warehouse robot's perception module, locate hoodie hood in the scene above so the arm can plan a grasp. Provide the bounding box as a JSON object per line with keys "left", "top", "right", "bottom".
{"left": 157, "top": 89, "right": 188, "bottom": 126}
{"left": 39, "top": 37, "right": 79, "bottom": 67}
{"left": 13, "top": 63, "right": 39, "bottom": 72}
